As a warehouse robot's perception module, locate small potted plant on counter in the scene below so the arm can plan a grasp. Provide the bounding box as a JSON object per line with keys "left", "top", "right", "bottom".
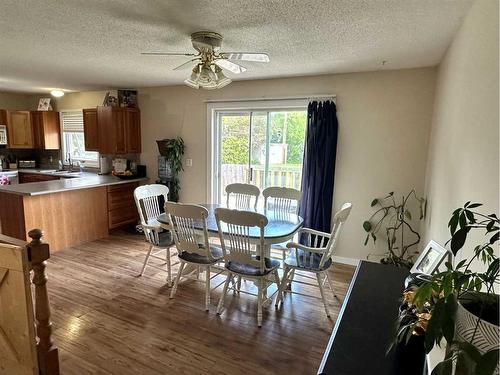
{"left": 394, "top": 202, "right": 499, "bottom": 375}
{"left": 362, "top": 190, "right": 426, "bottom": 268}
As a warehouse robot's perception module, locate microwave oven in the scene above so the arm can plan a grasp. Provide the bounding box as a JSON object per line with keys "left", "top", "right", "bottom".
{"left": 0, "top": 125, "right": 7, "bottom": 145}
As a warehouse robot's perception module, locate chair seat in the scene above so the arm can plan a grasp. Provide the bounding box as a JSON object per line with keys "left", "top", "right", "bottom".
{"left": 284, "top": 249, "right": 332, "bottom": 271}
{"left": 157, "top": 231, "right": 175, "bottom": 248}
{"left": 178, "top": 245, "right": 223, "bottom": 264}
{"left": 226, "top": 257, "right": 280, "bottom": 276}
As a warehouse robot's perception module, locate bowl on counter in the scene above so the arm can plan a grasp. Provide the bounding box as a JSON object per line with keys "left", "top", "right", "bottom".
{"left": 113, "top": 172, "right": 137, "bottom": 180}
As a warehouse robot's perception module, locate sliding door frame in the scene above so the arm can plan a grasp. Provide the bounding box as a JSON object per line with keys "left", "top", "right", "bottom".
{"left": 206, "top": 99, "right": 309, "bottom": 204}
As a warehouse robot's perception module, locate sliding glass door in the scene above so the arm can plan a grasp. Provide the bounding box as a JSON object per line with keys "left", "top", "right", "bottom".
{"left": 216, "top": 108, "right": 307, "bottom": 205}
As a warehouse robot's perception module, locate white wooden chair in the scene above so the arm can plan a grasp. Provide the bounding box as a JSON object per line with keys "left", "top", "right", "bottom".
{"left": 262, "top": 186, "right": 302, "bottom": 260}
{"left": 275, "top": 203, "right": 352, "bottom": 318}
{"left": 134, "top": 184, "right": 177, "bottom": 286}
{"left": 215, "top": 207, "right": 281, "bottom": 327}
{"left": 225, "top": 183, "right": 260, "bottom": 210}
{"left": 166, "top": 202, "right": 225, "bottom": 311}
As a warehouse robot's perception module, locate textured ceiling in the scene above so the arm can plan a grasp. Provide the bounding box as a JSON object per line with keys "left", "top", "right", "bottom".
{"left": 0, "top": 0, "right": 473, "bottom": 93}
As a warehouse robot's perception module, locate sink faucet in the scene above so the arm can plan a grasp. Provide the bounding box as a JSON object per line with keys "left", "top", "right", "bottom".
{"left": 66, "top": 153, "right": 74, "bottom": 172}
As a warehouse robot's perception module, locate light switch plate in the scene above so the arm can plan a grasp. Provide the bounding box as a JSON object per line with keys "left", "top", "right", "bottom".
{"left": 186, "top": 158, "right": 193, "bottom": 167}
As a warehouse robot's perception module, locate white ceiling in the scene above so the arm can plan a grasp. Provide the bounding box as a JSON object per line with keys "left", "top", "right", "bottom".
{"left": 0, "top": 0, "right": 473, "bottom": 94}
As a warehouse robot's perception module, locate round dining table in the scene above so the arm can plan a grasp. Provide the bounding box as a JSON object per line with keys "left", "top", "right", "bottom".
{"left": 155, "top": 203, "right": 304, "bottom": 252}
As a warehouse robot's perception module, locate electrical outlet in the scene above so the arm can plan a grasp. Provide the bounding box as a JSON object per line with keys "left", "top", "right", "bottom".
{"left": 186, "top": 158, "right": 193, "bottom": 167}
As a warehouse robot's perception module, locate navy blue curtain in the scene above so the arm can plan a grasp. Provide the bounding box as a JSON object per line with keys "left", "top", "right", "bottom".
{"left": 299, "top": 100, "right": 338, "bottom": 235}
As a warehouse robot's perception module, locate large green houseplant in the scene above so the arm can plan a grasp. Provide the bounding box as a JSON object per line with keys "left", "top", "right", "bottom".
{"left": 362, "top": 190, "right": 426, "bottom": 268}
{"left": 157, "top": 137, "right": 185, "bottom": 202}
{"left": 395, "top": 202, "right": 499, "bottom": 375}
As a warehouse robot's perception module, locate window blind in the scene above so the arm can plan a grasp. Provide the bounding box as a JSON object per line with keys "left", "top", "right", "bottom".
{"left": 60, "top": 110, "right": 84, "bottom": 132}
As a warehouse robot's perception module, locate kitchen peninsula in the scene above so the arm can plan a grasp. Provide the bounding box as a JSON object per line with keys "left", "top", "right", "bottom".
{"left": 0, "top": 172, "right": 146, "bottom": 251}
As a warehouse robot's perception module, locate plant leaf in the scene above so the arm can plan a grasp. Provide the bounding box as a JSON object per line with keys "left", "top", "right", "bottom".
{"left": 442, "top": 294, "right": 457, "bottom": 342}
{"left": 489, "top": 232, "right": 499, "bottom": 244}
{"left": 450, "top": 227, "right": 469, "bottom": 255}
{"left": 364, "top": 234, "right": 369, "bottom": 246}
{"left": 467, "top": 203, "right": 482, "bottom": 209}
{"left": 431, "top": 357, "right": 453, "bottom": 375}
{"left": 362, "top": 221, "right": 372, "bottom": 232}
{"left": 476, "top": 349, "right": 500, "bottom": 375}
{"left": 459, "top": 212, "right": 467, "bottom": 228}
{"left": 448, "top": 214, "right": 459, "bottom": 236}
{"left": 404, "top": 209, "right": 412, "bottom": 220}
{"left": 371, "top": 199, "right": 378, "bottom": 207}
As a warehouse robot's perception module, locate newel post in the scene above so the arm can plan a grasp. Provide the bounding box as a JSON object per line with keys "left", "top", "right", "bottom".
{"left": 27, "top": 229, "right": 60, "bottom": 375}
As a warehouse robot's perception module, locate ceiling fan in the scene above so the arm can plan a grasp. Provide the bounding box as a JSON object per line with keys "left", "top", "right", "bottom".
{"left": 142, "top": 31, "right": 270, "bottom": 90}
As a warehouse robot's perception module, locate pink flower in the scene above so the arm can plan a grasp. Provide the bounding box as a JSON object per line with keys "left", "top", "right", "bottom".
{"left": 0, "top": 175, "right": 10, "bottom": 185}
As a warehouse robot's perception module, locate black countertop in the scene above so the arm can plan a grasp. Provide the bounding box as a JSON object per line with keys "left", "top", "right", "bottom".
{"left": 318, "top": 260, "right": 425, "bottom": 375}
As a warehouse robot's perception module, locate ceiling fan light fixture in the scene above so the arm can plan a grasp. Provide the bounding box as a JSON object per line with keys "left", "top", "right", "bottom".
{"left": 184, "top": 78, "right": 200, "bottom": 89}
{"left": 184, "top": 66, "right": 201, "bottom": 89}
{"left": 214, "top": 67, "right": 231, "bottom": 89}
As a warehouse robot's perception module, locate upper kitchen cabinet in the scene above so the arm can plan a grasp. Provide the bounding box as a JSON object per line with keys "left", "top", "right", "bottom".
{"left": 89, "top": 106, "right": 141, "bottom": 154}
{"left": 83, "top": 108, "right": 99, "bottom": 151}
{"left": 7, "top": 111, "right": 33, "bottom": 149}
{"left": 31, "top": 111, "right": 61, "bottom": 150}
{"left": 0, "top": 110, "right": 7, "bottom": 125}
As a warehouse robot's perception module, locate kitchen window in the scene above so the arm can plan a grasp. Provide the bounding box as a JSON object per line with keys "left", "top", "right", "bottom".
{"left": 60, "top": 110, "right": 99, "bottom": 168}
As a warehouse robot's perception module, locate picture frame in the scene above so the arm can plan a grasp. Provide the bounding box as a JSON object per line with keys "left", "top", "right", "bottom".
{"left": 118, "top": 89, "right": 138, "bottom": 107}
{"left": 37, "top": 98, "right": 51, "bottom": 111}
{"left": 410, "top": 240, "right": 450, "bottom": 275}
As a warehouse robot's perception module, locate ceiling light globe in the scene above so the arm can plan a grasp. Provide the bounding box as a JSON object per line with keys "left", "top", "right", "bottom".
{"left": 50, "top": 90, "right": 65, "bottom": 97}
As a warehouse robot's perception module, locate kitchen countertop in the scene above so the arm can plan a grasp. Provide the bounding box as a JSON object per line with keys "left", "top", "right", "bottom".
{"left": 0, "top": 170, "right": 147, "bottom": 196}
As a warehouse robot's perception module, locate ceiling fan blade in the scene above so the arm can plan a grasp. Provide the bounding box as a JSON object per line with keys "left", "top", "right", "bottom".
{"left": 141, "top": 52, "right": 197, "bottom": 56}
{"left": 173, "top": 58, "right": 200, "bottom": 71}
{"left": 215, "top": 59, "right": 247, "bottom": 74}
{"left": 222, "top": 52, "right": 270, "bottom": 63}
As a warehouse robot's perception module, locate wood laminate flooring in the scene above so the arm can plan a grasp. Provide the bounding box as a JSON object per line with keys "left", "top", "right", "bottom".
{"left": 46, "top": 232, "right": 355, "bottom": 375}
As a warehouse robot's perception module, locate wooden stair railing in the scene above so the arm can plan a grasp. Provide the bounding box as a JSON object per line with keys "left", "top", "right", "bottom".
{"left": 26, "top": 229, "right": 60, "bottom": 375}
{"left": 0, "top": 229, "right": 59, "bottom": 375}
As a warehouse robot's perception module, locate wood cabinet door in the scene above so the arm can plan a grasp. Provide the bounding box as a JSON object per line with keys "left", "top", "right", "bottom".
{"left": 83, "top": 108, "right": 99, "bottom": 151}
{"left": 125, "top": 109, "right": 141, "bottom": 153}
{"left": 113, "top": 109, "right": 127, "bottom": 154}
{"left": 31, "top": 111, "right": 44, "bottom": 149}
{"left": 7, "top": 111, "right": 33, "bottom": 149}
{"left": 40, "top": 112, "right": 60, "bottom": 150}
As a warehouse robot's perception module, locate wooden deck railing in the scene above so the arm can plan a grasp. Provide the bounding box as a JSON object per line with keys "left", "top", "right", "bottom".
{"left": 221, "top": 164, "right": 302, "bottom": 191}
{"left": 0, "top": 229, "right": 59, "bottom": 375}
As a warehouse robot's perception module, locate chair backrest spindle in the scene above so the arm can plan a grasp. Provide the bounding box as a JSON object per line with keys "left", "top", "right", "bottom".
{"left": 166, "top": 202, "right": 214, "bottom": 259}
{"left": 215, "top": 208, "right": 268, "bottom": 273}
{"left": 262, "top": 186, "right": 301, "bottom": 214}
{"left": 225, "top": 183, "right": 260, "bottom": 210}
{"left": 320, "top": 203, "right": 352, "bottom": 267}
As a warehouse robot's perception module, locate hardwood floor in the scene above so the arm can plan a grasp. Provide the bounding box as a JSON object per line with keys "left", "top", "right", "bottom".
{"left": 46, "top": 232, "right": 355, "bottom": 375}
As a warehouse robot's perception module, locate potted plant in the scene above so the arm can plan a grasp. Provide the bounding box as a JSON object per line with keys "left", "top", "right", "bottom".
{"left": 395, "top": 202, "right": 499, "bottom": 375}
{"left": 156, "top": 137, "right": 185, "bottom": 202}
{"left": 362, "top": 190, "right": 426, "bottom": 268}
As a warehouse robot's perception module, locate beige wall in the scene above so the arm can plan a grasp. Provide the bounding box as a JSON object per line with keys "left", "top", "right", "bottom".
{"left": 0, "top": 92, "right": 40, "bottom": 111}
{"left": 55, "top": 68, "right": 436, "bottom": 261}
{"left": 422, "top": 0, "right": 499, "bottom": 267}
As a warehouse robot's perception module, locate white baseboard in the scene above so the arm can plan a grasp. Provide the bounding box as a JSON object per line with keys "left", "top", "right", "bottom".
{"left": 331, "top": 255, "right": 360, "bottom": 266}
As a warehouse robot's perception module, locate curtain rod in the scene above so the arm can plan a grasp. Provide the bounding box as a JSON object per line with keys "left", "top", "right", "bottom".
{"left": 204, "top": 94, "right": 336, "bottom": 103}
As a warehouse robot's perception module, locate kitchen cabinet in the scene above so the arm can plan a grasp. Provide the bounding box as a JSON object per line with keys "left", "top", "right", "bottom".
{"left": 18, "top": 172, "right": 60, "bottom": 184}
{"left": 31, "top": 111, "right": 60, "bottom": 150}
{"left": 125, "top": 109, "right": 141, "bottom": 153}
{"left": 87, "top": 106, "right": 141, "bottom": 154}
{"left": 7, "top": 111, "right": 33, "bottom": 149}
{"left": 83, "top": 108, "right": 99, "bottom": 151}
{"left": 0, "top": 110, "right": 7, "bottom": 125}
{"left": 107, "top": 182, "right": 139, "bottom": 230}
